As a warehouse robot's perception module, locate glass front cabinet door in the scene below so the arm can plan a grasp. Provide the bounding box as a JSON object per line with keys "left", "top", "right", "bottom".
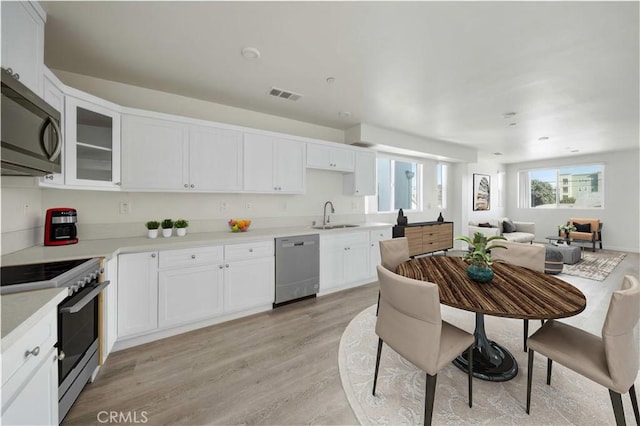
{"left": 64, "top": 96, "right": 121, "bottom": 188}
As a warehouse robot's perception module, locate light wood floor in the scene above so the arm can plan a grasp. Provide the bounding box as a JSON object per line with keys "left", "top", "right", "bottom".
{"left": 63, "top": 250, "right": 639, "bottom": 425}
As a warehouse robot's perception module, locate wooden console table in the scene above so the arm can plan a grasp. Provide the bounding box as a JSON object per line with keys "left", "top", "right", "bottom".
{"left": 392, "top": 221, "right": 453, "bottom": 256}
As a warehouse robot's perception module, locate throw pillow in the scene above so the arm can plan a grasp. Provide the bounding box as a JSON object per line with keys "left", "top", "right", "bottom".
{"left": 478, "top": 222, "right": 492, "bottom": 228}
{"left": 574, "top": 222, "right": 591, "bottom": 233}
{"left": 503, "top": 218, "right": 517, "bottom": 233}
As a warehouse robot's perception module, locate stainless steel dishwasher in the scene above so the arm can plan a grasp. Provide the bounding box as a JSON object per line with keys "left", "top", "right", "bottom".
{"left": 274, "top": 234, "right": 319, "bottom": 306}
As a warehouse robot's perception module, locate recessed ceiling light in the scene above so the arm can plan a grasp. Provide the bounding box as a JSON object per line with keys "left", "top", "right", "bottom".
{"left": 503, "top": 112, "right": 517, "bottom": 118}
{"left": 509, "top": 122, "right": 517, "bottom": 126}
{"left": 538, "top": 136, "right": 549, "bottom": 141}
{"left": 493, "top": 152, "right": 503, "bottom": 156}
{"left": 338, "top": 111, "right": 351, "bottom": 118}
{"left": 326, "top": 77, "right": 336, "bottom": 84}
{"left": 241, "top": 47, "right": 261, "bottom": 60}
{"left": 571, "top": 149, "right": 580, "bottom": 153}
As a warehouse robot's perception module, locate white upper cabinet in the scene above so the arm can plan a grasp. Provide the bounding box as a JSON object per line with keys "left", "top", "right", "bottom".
{"left": 1, "top": 1, "right": 45, "bottom": 97}
{"left": 121, "top": 115, "right": 189, "bottom": 190}
{"left": 307, "top": 143, "right": 355, "bottom": 172}
{"left": 64, "top": 95, "right": 121, "bottom": 188}
{"left": 189, "top": 125, "right": 243, "bottom": 191}
{"left": 244, "top": 133, "right": 305, "bottom": 194}
{"left": 344, "top": 151, "right": 376, "bottom": 196}
{"left": 121, "top": 115, "right": 244, "bottom": 192}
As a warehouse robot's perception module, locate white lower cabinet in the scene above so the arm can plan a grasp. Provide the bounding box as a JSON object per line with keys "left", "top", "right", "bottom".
{"left": 320, "top": 231, "right": 371, "bottom": 294}
{"left": 117, "top": 251, "right": 159, "bottom": 338}
{"left": 158, "top": 264, "right": 224, "bottom": 328}
{"left": 224, "top": 256, "right": 274, "bottom": 314}
{"left": 116, "top": 241, "right": 274, "bottom": 347}
{"left": 2, "top": 309, "right": 58, "bottom": 426}
{"left": 369, "top": 227, "right": 393, "bottom": 277}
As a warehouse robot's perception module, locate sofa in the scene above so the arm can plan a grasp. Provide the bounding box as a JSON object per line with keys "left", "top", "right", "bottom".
{"left": 468, "top": 218, "right": 535, "bottom": 243}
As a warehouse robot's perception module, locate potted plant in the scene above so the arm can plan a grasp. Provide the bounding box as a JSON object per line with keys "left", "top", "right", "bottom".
{"left": 174, "top": 219, "right": 189, "bottom": 237}
{"left": 161, "top": 218, "right": 174, "bottom": 238}
{"left": 455, "top": 232, "right": 507, "bottom": 283}
{"left": 558, "top": 223, "right": 576, "bottom": 239}
{"left": 145, "top": 220, "right": 160, "bottom": 239}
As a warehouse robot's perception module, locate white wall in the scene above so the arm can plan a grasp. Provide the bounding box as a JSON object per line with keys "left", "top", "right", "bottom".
{"left": 505, "top": 148, "right": 640, "bottom": 253}
{"left": 0, "top": 177, "right": 43, "bottom": 254}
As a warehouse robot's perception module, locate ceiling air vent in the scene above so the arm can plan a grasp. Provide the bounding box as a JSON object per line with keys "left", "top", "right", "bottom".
{"left": 268, "top": 87, "right": 303, "bottom": 101}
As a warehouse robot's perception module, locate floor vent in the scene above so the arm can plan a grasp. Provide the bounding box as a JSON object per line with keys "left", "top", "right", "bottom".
{"left": 268, "top": 87, "right": 303, "bottom": 101}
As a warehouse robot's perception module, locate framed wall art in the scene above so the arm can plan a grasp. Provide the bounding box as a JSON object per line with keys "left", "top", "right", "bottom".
{"left": 473, "top": 174, "right": 491, "bottom": 211}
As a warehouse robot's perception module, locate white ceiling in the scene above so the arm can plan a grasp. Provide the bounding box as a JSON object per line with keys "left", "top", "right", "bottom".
{"left": 41, "top": 1, "right": 639, "bottom": 164}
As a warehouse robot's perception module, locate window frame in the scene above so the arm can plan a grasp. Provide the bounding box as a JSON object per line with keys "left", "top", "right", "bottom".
{"left": 518, "top": 163, "right": 605, "bottom": 209}
{"left": 367, "top": 154, "right": 423, "bottom": 214}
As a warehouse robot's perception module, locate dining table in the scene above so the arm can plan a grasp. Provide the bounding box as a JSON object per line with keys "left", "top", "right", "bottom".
{"left": 396, "top": 256, "right": 587, "bottom": 382}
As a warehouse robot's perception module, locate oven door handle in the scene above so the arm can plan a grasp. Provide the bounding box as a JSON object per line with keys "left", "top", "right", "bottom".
{"left": 59, "top": 281, "right": 110, "bottom": 314}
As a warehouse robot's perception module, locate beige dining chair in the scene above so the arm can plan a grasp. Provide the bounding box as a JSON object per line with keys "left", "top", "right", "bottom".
{"left": 526, "top": 275, "right": 640, "bottom": 426}
{"left": 373, "top": 265, "right": 474, "bottom": 426}
{"left": 376, "top": 238, "right": 410, "bottom": 316}
{"left": 489, "top": 240, "right": 546, "bottom": 352}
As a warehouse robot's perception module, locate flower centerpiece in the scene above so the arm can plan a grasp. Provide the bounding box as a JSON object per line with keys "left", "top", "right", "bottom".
{"left": 455, "top": 232, "right": 507, "bottom": 283}
{"left": 145, "top": 220, "right": 160, "bottom": 239}
{"left": 558, "top": 223, "right": 576, "bottom": 238}
{"left": 174, "top": 219, "right": 189, "bottom": 237}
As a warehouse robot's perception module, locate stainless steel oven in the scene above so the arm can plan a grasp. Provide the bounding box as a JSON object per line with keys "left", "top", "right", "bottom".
{"left": 1, "top": 258, "right": 109, "bottom": 423}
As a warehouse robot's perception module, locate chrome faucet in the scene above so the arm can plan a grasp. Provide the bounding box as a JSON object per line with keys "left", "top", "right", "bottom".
{"left": 323, "top": 201, "right": 335, "bottom": 226}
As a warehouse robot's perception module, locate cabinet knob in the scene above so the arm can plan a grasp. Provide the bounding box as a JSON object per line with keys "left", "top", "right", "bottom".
{"left": 184, "top": 184, "right": 189, "bottom": 188}
{"left": 225, "top": 264, "right": 230, "bottom": 268}
{"left": 249, "top": 248, "right": 253, "bottom": 252}
{"left": 191, "top": 254, "right": 196, "bottom": 259}
{"left": 25, "top": 346, "right": 40, "bottom": 358}
{"left": 190, "top": 184, "right": 195, "bottom": 188}
{"left": 14, "top": 72, "right": 20, "bottom": 80}
{"left": 151, "top": 253, "right": 157, "bottom": 258}
{"left": 57, "top": 350, "right": 66, "bottom": 361}
{"left": 219, "top": 265, "right": 224, "bottom": 269}
{"left": 45, "top": 175, "right": 54, "bottom": 180}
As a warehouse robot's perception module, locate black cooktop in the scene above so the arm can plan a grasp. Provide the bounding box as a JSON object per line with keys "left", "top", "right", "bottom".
{"left": 1, "top": 258, "right": 91, "bottom": 287}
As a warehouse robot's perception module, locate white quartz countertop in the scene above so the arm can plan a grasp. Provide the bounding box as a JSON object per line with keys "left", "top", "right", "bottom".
{"left": 1, "top": 288, "right": 68, "bottom": 349}
{"left": 1, "top": 222, "right": 393, "bottom": 267}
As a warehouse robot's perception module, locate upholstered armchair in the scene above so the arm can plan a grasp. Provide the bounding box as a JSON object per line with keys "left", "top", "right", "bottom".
{"left": 562, "top": 218, "right": 602, "bottom": 252}
{"left": 526, "top": 275, "right": 640, "bottom": 425}
{"left": 373, "top": 265, "right": 474, "bottom": 426}
{"left": 488, "top": 240, "right": 546, "bottom": 352}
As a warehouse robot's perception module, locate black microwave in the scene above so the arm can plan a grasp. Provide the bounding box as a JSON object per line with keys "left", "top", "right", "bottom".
{"left": 1, "top": 68, "right": 62, "bottom": 176}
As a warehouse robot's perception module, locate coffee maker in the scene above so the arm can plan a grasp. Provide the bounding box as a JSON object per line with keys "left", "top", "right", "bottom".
{"left": 44, "top": 208, "right": 78, "bottom": 246}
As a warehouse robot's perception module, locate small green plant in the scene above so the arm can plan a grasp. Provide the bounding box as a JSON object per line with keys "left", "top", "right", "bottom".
{"left": 174, "top": 219, "right": 189, "bottom": 229}
{"left": 456, "top": 232, "right": 507, "bottom": 268}
{"left": 161, "top": 218, "right": 174, "bottom": 229}
{"left": 558, "top": 223, "right": 576, "bottom": 234}
{"left": 145, "top": 220, "right": 160, "bottom": 230}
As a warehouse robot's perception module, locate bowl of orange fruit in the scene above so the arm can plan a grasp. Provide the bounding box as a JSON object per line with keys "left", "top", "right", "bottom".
{"left": 228, "top": 218, "right": 251, "bottom": 232}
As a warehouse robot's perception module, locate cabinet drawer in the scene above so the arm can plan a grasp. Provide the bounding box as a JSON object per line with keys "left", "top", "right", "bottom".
{"left": 370, "top": 228, "right": 392, "bottom": 244}
{"left": 404, "top": 227, "right": 423, "bottom": 256}
{"left": 2, "top": 309, "right": 56, "bottom": 390}
{"left": 225, "top": 240, "right": 274, "bottom": 262}
{"left": 159, "top": 246, "right": 223, "bottom": 268}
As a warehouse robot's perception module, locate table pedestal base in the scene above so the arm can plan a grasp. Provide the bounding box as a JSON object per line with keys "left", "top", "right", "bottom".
{"left": 452, "top": 313, "right": 518, "bottom": 382}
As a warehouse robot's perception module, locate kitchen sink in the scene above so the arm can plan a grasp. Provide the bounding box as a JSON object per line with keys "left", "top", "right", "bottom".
{"left": 311, "top": 224, "right": 360, "bottom": 230}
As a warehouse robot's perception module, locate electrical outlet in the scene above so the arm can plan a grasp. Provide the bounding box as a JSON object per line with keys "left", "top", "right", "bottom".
{"left": 282, "top": 202, "right": 287, "bottom": 211}
{"left": 119, "top": 201, "right": 130, "bottom": 215}
{"left": 246, "top": 202, "right": 252, "bottom": 210}
{"left": 23, "top": 203, "right": 29, "bottom": 216}
{"left": 220, "top": 202, "right": 227, "bottom": 211}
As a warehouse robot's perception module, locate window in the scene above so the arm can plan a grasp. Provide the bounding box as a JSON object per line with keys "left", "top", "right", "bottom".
{"left": 375, "top": 157, "right": 421, "bottom": 212}
{"left": 437, "top": 163, "right": 448, "bottom": 209}
{"left": 518, "top": 164, "right": 604, "bottom": 208}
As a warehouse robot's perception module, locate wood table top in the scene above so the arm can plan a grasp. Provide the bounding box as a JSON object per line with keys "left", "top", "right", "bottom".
{"left": 396, "top": 256, "right": 586, "bottom": 320}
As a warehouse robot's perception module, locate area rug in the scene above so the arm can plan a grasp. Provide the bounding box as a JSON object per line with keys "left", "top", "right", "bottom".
{"left": 338, "top": 304, "right": 639, "bottom": 425}
{"left": 561, "top": 252, "right": 626, "bottom": 281}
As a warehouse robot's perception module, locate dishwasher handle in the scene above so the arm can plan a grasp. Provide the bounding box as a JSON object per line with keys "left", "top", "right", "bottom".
{"left": 281, "top": 240, "right": 316, "bottom": 248}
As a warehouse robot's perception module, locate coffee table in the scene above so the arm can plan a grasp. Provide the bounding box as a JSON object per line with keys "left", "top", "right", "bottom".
{"left": 396, "top": 256, "right": 586, "bottom": 382}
